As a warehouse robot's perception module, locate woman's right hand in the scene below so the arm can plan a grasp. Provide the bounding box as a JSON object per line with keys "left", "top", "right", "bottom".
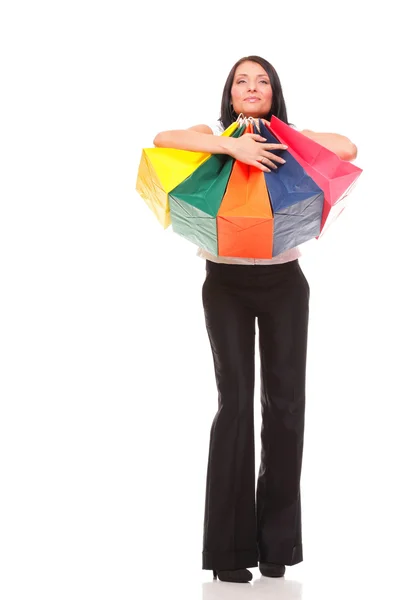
{"left": 227, "top": 133, "right": 288, "bottom": 172}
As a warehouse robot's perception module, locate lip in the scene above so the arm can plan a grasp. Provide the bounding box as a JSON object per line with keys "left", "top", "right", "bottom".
{"left": 244, "top": 96, "right": 261, "bottom": 102}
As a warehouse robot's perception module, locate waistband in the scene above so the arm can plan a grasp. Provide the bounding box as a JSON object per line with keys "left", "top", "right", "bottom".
{"left": 205, "top": 258, "right": 299, "bottom": 275}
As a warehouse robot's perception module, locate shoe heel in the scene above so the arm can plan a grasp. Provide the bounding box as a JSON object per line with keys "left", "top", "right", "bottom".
{"left": 213, "top": 569, "right": 217, "bottom": 580}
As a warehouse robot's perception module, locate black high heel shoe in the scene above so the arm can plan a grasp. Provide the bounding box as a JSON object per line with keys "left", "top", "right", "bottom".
{"left": 213, "top": 568, "right": 253, "bottom": 583}
{"left": 259, "top": 562, "right": 286, "bottom": 577}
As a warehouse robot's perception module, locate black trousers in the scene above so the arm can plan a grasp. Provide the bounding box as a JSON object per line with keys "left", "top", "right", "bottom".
{"left": 201, "top": 258, "right": 310, "bottom": 571}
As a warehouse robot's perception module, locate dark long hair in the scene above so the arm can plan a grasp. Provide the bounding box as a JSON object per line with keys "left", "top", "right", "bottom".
{"left": 219, "top": 55, "right": 289, "bottom": 129}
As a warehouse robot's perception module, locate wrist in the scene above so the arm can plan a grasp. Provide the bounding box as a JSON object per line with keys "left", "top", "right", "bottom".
{"left": 218, "top": 136, "right": 236, "bottom": 156}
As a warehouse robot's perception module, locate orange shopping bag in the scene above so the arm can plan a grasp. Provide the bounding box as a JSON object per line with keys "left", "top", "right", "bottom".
{"left": 217, "top": 123, "right": 274, "bottom": 258}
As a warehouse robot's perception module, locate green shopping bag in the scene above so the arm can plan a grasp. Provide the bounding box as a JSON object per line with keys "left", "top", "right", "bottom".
{"left": 168, "top": 124, "right": 246, "bottom": 255}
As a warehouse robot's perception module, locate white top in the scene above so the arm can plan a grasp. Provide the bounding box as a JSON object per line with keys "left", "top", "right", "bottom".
{"left": 196, "top": 121, "right": 301, "bottom": 265}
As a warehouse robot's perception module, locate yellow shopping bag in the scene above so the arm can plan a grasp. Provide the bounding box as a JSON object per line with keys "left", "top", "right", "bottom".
{"left": 136, "top": 122, "right": 239, "bottom": 229}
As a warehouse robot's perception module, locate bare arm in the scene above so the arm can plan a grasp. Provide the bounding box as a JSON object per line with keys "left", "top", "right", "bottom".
{"left": 153, "top": 124, "right": 235, "bottom": 155}
{"left": 299, "top": 129, "right": 358, "bottom": 161}
{"left": 153, "top": 124, "right": 288, "bottom": 172}
{"left": 260, "top": 119, "right": 358, "bottom": 162}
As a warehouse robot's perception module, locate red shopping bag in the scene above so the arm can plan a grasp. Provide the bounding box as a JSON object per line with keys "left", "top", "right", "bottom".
{"left": 268, "top": 116, "right": 363, "bottom": 236}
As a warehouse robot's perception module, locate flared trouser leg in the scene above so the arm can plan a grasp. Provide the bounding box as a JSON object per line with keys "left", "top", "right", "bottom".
{"left": 256, "top": 261, "right": 310, "bottom": 565}
{"left": 201, "top": 269, "right": 258, "bottom": 571}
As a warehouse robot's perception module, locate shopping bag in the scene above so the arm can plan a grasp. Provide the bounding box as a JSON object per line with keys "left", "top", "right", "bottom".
{"left": 268, "top": 116, "right": 363, "bottom": 236}
{"left": 217, "top": 122, "right": 274, "bottom": 258}
{"left": 257, "top": 119, "right": 324, "bottom": 255}
{"left": 168, "top": 123, "right": 246, "bottom": 255}
{"left": 136, "top": 121, "right": 239, "bottom": 229}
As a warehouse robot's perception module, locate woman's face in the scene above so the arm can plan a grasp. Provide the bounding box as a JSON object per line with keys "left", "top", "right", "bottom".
{"left": 230, "top": 60, "right": 273, "bottom": 118}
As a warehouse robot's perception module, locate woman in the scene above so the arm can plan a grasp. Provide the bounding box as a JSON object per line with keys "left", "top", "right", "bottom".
{"left": 154, "top": 55, "right": 357, "bottom": 584}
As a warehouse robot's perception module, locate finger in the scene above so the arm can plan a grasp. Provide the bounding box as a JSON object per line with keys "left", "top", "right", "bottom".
{"left": 253, "top": 160, "right": 271, "bottom": 173}
{"left": 262, "top": 152, "right": 286, "bottom": 165}
{"left": 260, "top": 156, "right": 278, "bottom": 170}
{"left": 261, "top": 143, "right": 288, "bottom": 150}
{"left": 250, "top": 134, "right": 267, "bottom": 142}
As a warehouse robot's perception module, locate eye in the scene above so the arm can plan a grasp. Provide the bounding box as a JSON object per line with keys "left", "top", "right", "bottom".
{"left": 237, "top": 79, "right": 246, "bottom": 84}
{"left": 260, "top": 80, "right": 270, "bottom": 84}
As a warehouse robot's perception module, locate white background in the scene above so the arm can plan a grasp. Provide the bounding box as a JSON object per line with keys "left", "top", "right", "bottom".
{"left": 1, "top": 1, "right": 399, "bottom": 599}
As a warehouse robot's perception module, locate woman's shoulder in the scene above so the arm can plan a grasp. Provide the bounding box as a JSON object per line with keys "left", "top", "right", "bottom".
{"left": 186, "top": 121, "right": 223, "bottom": 135}
{"left": 209, "top": 120, "right": 224, "bottom": 135}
